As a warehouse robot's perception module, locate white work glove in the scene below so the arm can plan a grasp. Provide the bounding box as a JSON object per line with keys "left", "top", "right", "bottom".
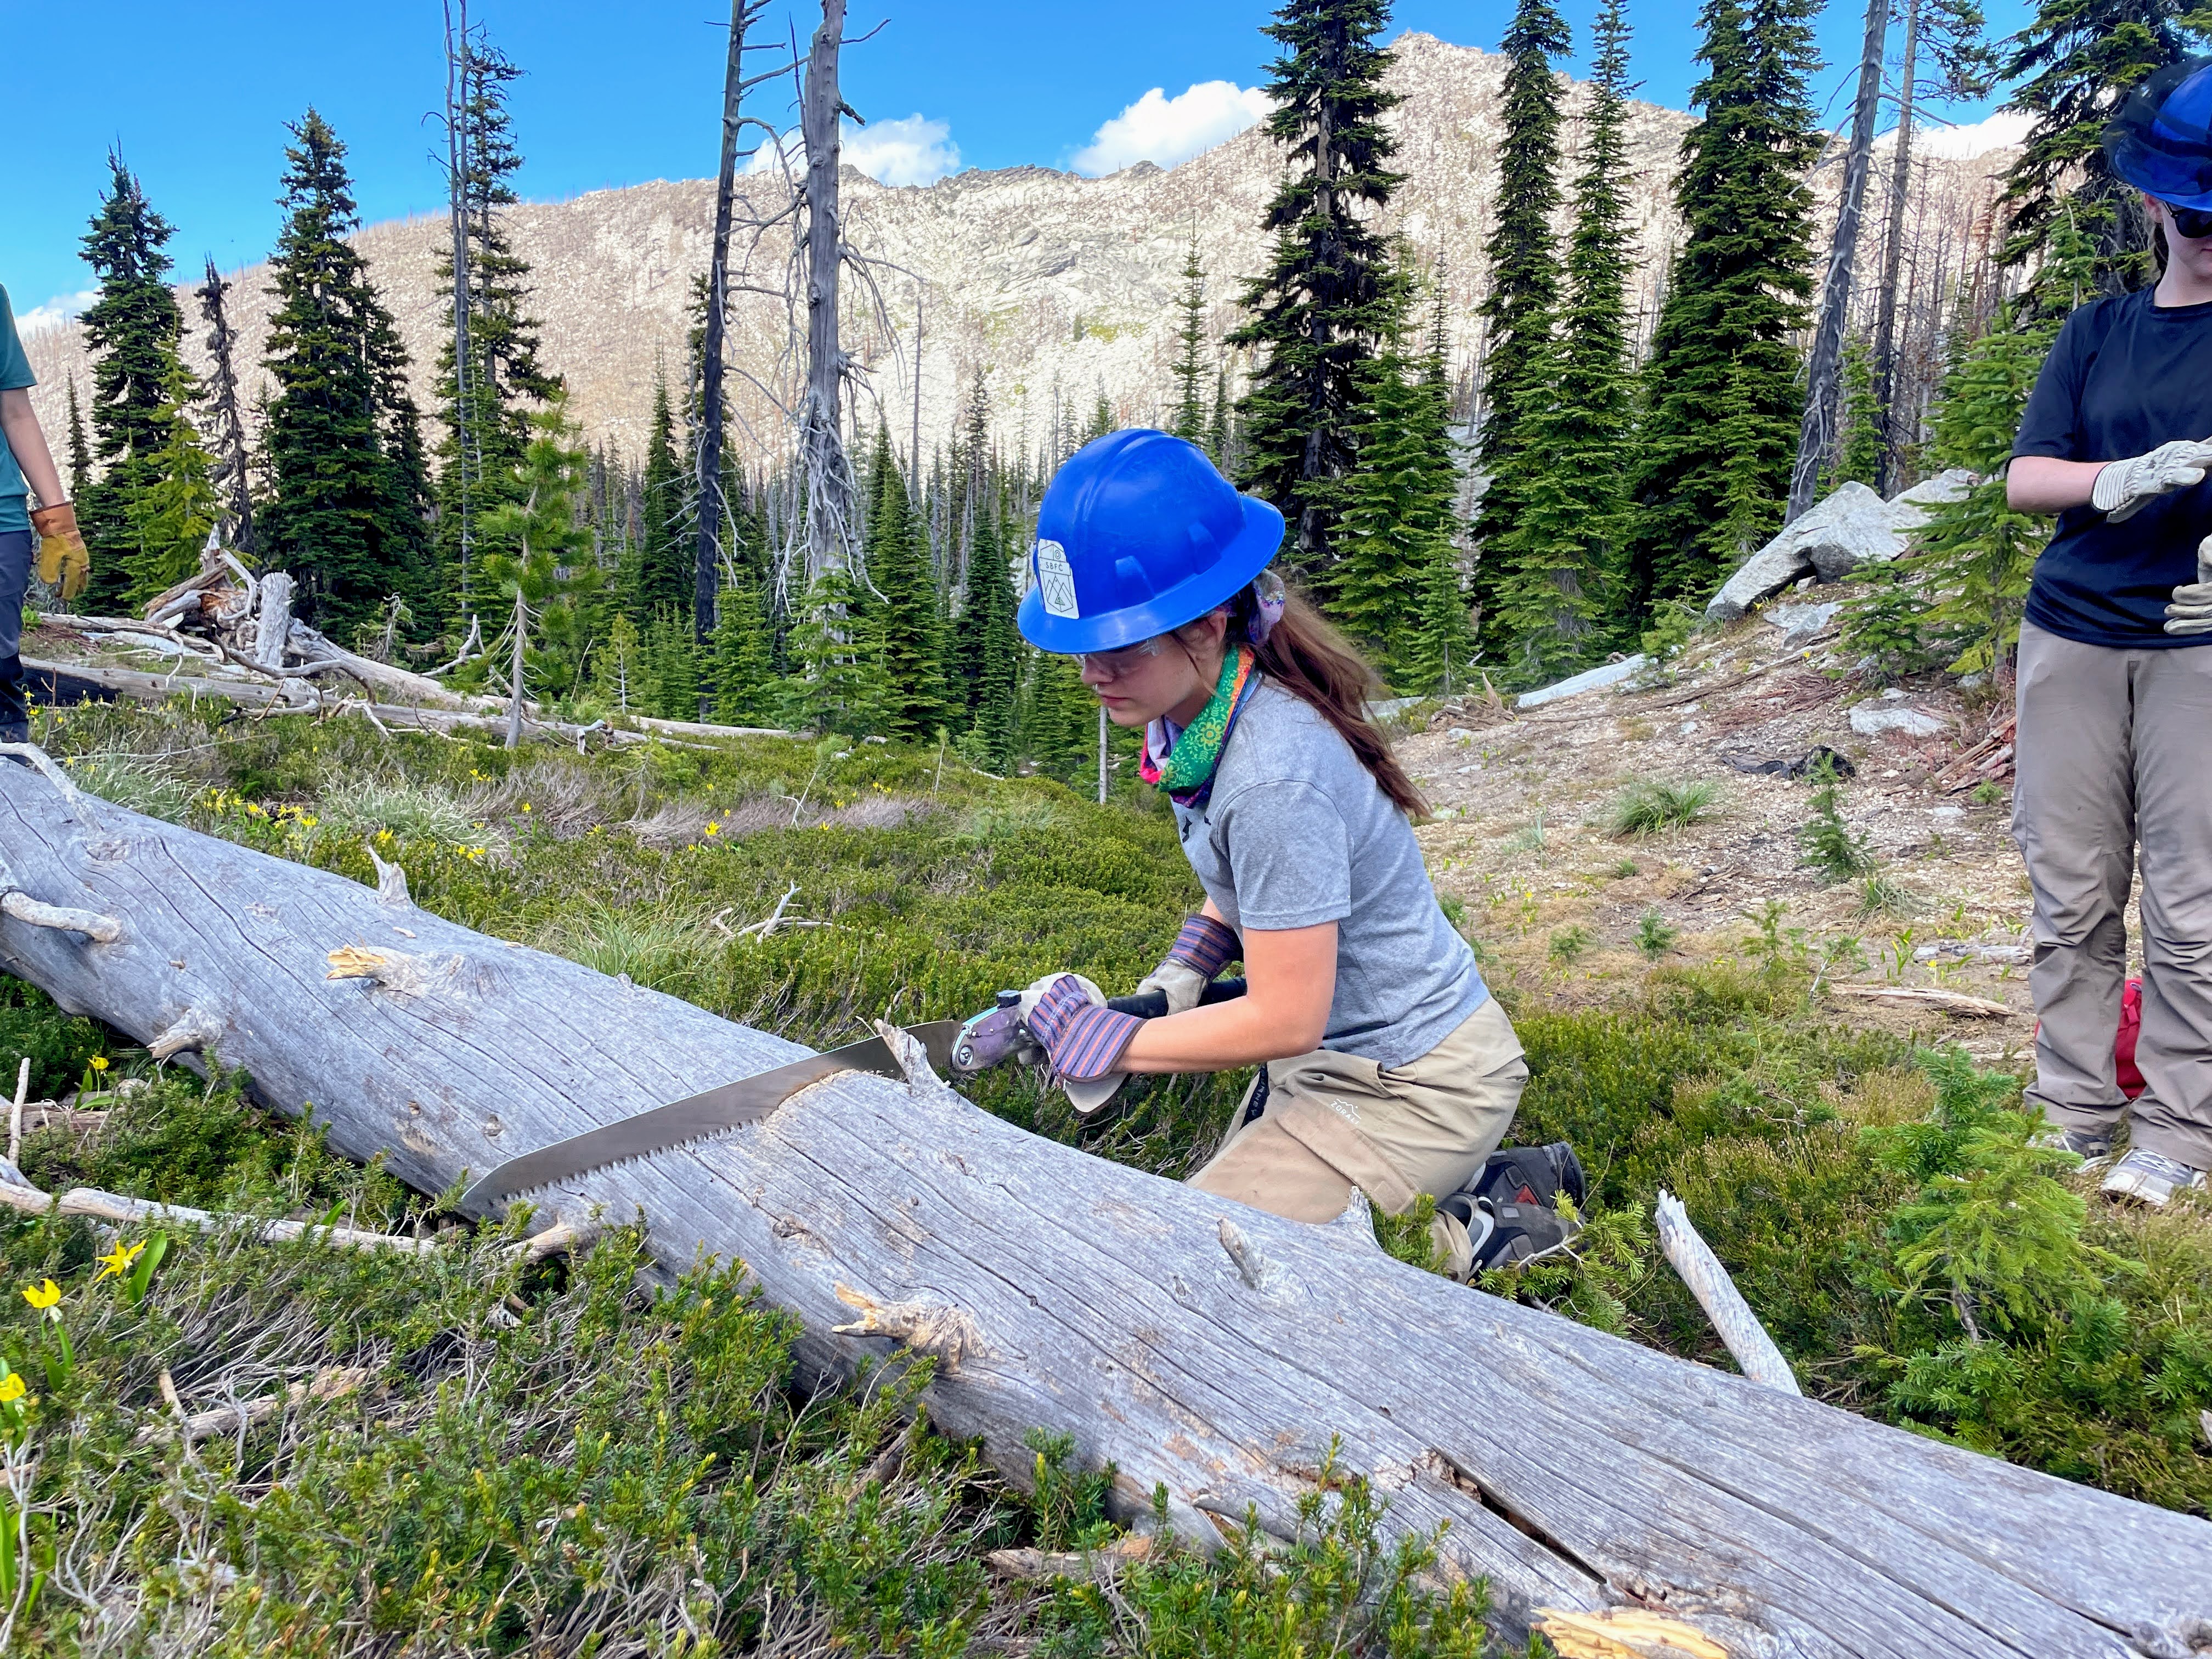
{"left": 2166, "top": 534, "right": 2212, "bottom": 637}
{"left": 1135, "top": 958, "right": 1211, "bottom": 1015}
{"left": 2091, "top": 439, "right": 2212, "bottom": 523}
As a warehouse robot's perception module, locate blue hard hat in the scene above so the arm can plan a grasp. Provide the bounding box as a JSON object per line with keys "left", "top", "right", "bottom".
{"left": 1017, "top": 428, "right": 1286, "bottom": 655}
{"left": 2106, "top": 55, "right": 2212, "bottom": 210}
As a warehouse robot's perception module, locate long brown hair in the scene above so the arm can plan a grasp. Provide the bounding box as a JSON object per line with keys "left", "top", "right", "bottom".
{"left": 1216, "top": 585, "right": 1428, "bottom": 817}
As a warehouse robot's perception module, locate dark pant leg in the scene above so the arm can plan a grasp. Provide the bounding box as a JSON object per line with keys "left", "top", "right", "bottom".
{"left": 0, "top": 528, "right": 31, "bottom": 742}
{"left": 2129, "top": 641, "right": 2212, "bottom": 1167}
{"left": 2011, "top": 621, "right": 2137, "bottom": 1133}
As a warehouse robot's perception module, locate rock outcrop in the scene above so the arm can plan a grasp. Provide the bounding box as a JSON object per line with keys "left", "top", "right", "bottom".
{"left": 1705, "top": 469, "right": 1977, "bottom": 623}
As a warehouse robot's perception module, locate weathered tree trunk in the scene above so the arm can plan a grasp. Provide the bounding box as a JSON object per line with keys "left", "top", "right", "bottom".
{"left": 694, "top": 0, "right": 748, "bottom": 642}
{"left": 443, "top": 0, "right": 476, "bottom": 610}
{"left": 1786, "top": 0, "right": 1888, "bottom": 523}
{"left": 2, "top": 768, "right": 2208, "bottom": 1657}
{"left": 251, "top": 573, "right": 294, "bottom": 672}
{"left": 795, "top": 0, "right": 858, "bottom": 592}
{"left": 1870, "top": 0, "right": 1921, "bottom": 495}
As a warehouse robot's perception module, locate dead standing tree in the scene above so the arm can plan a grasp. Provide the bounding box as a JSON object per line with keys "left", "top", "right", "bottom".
{"left": 441, "top": 0, "right": 477, "bottom": 611}
{"left": 193, "top": 259, "right": 256, "bottom": 560}
{"left": 1787, "top": 0, "right": 1888, "bottom": 523}
{"left": 793, "top": 0, "right": 862, "bottom": 598}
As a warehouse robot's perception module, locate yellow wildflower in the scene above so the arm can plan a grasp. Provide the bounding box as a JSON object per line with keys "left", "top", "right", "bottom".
{"left": 93, "top": 1239, "right": 145, "bottom": 1282}
{"left": 21, "top": 1280, "right": 60, "bottom": 1314}
{"left": 0, "top": 1374, "right": 26, "bottom": 1404}
{"left": 521, "top": 802, "right": 532, "bottom": 813}
{"left": 90, "top": 1056, "right": 110, "bottom": 1073}
{"left": 704, "top": 823, "right": 720, "bottom": 837}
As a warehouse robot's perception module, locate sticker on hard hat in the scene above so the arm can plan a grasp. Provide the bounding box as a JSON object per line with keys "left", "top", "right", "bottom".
{"left": 1035, "top": 539, "right": 1080, "bottom": 619}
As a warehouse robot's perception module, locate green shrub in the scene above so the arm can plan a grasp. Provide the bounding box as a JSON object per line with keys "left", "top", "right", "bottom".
{"left": 1606, "top": 778, "right": 1718, "bottom": 838}
{"left": 1548, "top": 924, "right": 1594, "bottom": 964}
{"left": 1634, "top": 909, "right": 1677, "bottom": 961}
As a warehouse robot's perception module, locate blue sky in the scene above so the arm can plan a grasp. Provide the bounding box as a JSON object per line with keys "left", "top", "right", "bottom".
{"left": 5, "top": 0, "right": 2035, "bottom": 329}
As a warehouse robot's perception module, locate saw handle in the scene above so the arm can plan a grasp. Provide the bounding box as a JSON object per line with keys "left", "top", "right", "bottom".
{"left": 1105, "top": 977, "right": 1248, "bottom": 1020}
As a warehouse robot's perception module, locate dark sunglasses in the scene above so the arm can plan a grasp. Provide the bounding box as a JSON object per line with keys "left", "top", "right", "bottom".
{"left": 2162, "top": 200, "right": 2212, "bottom": 240}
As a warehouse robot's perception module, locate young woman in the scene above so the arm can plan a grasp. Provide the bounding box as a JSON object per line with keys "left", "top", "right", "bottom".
{"left": 2006, "top": 55, "right": 2212, "bottom": 1206}
{"left": 1008, "top": 427, "right": 1538, "bottom": 1276}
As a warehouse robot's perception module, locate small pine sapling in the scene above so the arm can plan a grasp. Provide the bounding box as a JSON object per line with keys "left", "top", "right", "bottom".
{"left": 1634, "top": 908, "right": 1677, "bottom": 960}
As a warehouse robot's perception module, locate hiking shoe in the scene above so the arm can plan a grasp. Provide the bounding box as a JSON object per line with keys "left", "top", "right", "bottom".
{"left": 2030, "top": 1123, "right": 2115, "bottom": 1167}
{"left": 1441, "top": 1192, "right": 1582, "bottom": 1270}
{"left": 2101, "top": 1148, "right": 2209, "bottom": 1207}
{"left": 1465, "top": 1141, "right": 1587, "bottom": 1214}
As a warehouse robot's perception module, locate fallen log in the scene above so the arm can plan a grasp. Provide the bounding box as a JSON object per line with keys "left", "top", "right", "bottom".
{"left": 1, "top": 764, "right": 2207, "bottom": 1656}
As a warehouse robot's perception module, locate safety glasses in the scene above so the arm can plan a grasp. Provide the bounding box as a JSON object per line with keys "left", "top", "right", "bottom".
{"left": 1074, "top": 638, "right": 1164, "bottom": 674}
{"left": 2163, "top": 200, "right": 2212, "bottom": 240}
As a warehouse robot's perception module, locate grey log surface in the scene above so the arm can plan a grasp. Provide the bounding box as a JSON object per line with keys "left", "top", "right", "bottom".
{"left": 1, "top": 764, "right": 2207, "bottom": 1658}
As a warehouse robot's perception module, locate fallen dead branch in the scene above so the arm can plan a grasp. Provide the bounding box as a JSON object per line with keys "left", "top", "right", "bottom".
{"left": 134, "top": 1364, "right": 376, "bottom": 1446}
{"left": 1831, "top": 985, "right": 2014, "bottom": 1018}
{"left": 1655, "top": 1190, "right": 1801, "bottom": 1395}
{"left": 0, "top": 1180, "right": 441, "bottom": 1254}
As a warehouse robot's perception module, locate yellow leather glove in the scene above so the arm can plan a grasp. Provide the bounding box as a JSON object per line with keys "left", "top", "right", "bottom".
{"left": 29, "top": 501, "right": 89, "bottom": 602}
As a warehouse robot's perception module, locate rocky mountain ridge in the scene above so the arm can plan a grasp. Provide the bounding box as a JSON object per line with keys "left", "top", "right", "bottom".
{"left": 22, "top": 31, "right": 2010, "bottom": 471}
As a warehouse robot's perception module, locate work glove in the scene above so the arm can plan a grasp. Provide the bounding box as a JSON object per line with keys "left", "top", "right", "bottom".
{"left": 1020, "top": 973, "right": 1143, "bottom": 1115}
{"left": 1135, "top": 913, "right": 1241, "bottom": 1015}
{"left": 2091, "top": 439, "right": 2212, "bottom": 523}
{"left": 30, "top": 502, "right": 89, "bottom": 602}
{"left": 2166, "top": 534, "right": 2212, "bottom": 637}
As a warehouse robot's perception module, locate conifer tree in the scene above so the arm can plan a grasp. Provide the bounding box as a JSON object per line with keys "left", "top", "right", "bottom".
{"left": 1484, "top": 0, "right": 1637, "bottom": 678}
{"left": 261, "top": 111, "right": 433, "bottom": 636}
{"left": 1403, "top": 292, "right": 1477, "bottom": 693}
{"left": 592, "top": 612, "right": 644, "bottom": 713}
{"left": 864, "top": 424, "right": 946, "bottom": 742}
{"left": 475, "top": 398, "right": 597, "bottom": 744}
{"left": 77, "top": 155, "right": 185, "bottom": 613}
{"left": 643, "top": 607, "right": 702, "bottom": 719}
{"left": 1623, "top": 0, "right": 1822, "bottom": 614}
{"left": 1205, "top": 367, "right": 1234, "bottom": 467}
{"left": 783, "top": 568, "right": 887, "bottom": 737}
{"left": 433, "top": 39, "right": 562, "bottom": 612}
{"left": 1468, "top": 0, "right": 1572, "bottom": 601}
{"left": 63, "top": 380, "right": 91, "bottom": 504}
{"left": 955, "top": 502, "right": 1020, "bottom": 768}
{"left": 1170, "top": 245, "right": 1210, "bottom": 443}
{"left": 633, "top": 371, "right": 690, "bottom": 623}
{"left": 123, "top": 357, "right": 222, "bottom": 604}
{"left": 709, "top": 573, "right": 775, "bottom": 724}
{"left": 1229, "top": 0, "right": 1402, "bottom": 574}
{"left": 1995, "top": 0, "right": 2193, "bottom": 296}
{"left": 1833, "top": 338, "right": 1883, "bottom": 487}
{"left": 1333, "top": 265, "right": 1452, "bottom": 678}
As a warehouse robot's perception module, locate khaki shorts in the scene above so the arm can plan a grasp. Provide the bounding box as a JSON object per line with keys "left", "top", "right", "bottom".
{"left": 1187, "top": 996, "right": 1527, "bottom": 1277}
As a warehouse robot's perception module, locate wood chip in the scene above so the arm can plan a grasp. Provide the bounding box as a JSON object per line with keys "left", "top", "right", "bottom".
{"left": 1534, "top": 1607, "right": 1730, "bottom": 1659}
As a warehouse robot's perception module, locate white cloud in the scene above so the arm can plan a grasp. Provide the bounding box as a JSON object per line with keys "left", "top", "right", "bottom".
{"left": 746, "top": 114, "right": 960, "bottom": 187}
{"left": 1072, "top": 81, "right": 1274, "bottom": 177}
{"left": 1884, "top": 109, "right": 2035, "bottom": 160}
{"left": 16, "top": 289, "right": 95, "bottom": 335}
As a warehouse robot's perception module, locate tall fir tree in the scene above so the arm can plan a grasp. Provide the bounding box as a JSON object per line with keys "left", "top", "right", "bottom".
{"left": 122, "top": 356, "right": 222, "bottom": 605}
{"left": 1468, "top": 0, "right": 1572, "bottom": 616}
{"left": 1229, "top": 0, "right": 1403, "bottom": 577}
{"left": 1170, "top": 245, "right": 1210, "bottom": 443}
{"left": 955, "top": 499, "right": 1020, "bottom": 768}
{"left": 631, "top": 370, "right": 690, "bottom": 623}
{"left": 194, "top": 260, "right": 258, "bottom": 557}
{"left": 1622, "top": 0, "right": 1822, "bottom": 614}
{"left": 864, "top": 424, "right": 947, "bottom": 742}
{"left": 63, "top": 380, "right": 92, "bottom": 504}
{"left": 433, "top": 39, "right": 562, "bottom": 614}
{"left": 1403, "top": 290, "right": 1478, "bottom": 693}
{"left": 1832, "top": 338, "right": 1883, "bottom": 487}
{"left": 261, "top": 111, "right": 433, "bottom": 636}
{"left": 708, "top": 571, "right": 776, "bottom": 724}
{"left": 1484, "top": 0, "right": 1637, "bottom": 679}
{"left": 1332, "top": 263, "right": 1460, "bottom": 681}
{"left": 76, "top": 155, "right": 185, "bottom": 613}
{"left": 1994, "top": 0, "right": 2194, "bottom": 297}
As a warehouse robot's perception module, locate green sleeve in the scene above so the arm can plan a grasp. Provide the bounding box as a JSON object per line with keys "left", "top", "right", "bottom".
{"left": 0, "top": 286, "right": 37, "bottom": 392}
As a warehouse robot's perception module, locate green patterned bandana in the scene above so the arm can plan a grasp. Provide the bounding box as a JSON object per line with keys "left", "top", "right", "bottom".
{"left": 1142, "top": 645, "right": 1259, "bottom": 807}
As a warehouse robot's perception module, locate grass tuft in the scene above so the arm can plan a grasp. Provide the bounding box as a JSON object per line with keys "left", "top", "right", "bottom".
{"left": 1606, "top": 778, "right": 1719, "bottom": 838}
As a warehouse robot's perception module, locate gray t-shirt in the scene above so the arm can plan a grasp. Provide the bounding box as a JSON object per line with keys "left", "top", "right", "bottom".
{"left": 1170, "top": 678, "right": 1487, "bottom": 1068}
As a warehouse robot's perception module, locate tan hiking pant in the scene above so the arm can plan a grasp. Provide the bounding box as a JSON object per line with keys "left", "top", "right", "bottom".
{"left": 2012, "top": 621, "right": 2212, "bottom": 1167}
{"left": 1187, "top": 996, "right": 1527, "bottom": 1277}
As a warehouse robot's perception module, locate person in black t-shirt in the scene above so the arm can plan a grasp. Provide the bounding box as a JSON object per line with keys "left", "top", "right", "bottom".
{"left": 2007, "top": 56, "right": 2212, "bottom": 1206}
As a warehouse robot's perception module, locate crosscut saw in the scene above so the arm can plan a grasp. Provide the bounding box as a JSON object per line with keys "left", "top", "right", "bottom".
{"left": 457, "top": 1020, "right": 960, "bottom": 1218}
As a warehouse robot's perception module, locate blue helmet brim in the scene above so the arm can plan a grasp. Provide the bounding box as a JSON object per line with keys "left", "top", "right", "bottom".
{"left": 1016, "top": 493, "right": 1287, "bottom": 654}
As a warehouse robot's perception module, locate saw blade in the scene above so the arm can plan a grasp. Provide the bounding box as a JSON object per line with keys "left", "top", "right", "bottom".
{"left": 458, "top": 1020, "right": 960, "bottom": 1218}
